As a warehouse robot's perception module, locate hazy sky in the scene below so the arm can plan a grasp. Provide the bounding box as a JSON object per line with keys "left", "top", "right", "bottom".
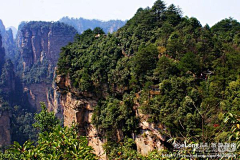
{"left": 0, "top": 0, "right": 239, "bottom": 28}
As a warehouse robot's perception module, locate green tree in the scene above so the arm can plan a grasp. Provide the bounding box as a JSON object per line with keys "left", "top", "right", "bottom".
{"left": 220, "top": 78, "right": 240, "bottom": 114}
{"left": 93, "top": 27, "right": 105, "bottom": 34}
{"left": 133, "top": 44, "right": 158, "bottom": 78}
{"left": 55, "top": 0, "right": 240, "bottom": 157}
{"left": 178, "top": 52, "right": 200, "bottom": 74}
{"left": 1, "top": 103, "right": 97, "bottom": 160}
{"left": 165, "top": 4, "right": 182, "bottom": 26}
{"left": 33, "top": 102, "right": 59, "bottom": 133}
{"left": 154, "top": 55, "right": 179, "bottom": 80}
{"left": 151, "top": 0, "right": 166, "bottom": 21}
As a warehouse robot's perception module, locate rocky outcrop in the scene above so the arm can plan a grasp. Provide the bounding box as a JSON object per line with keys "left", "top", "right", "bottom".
{"left": 0, "top": 20, "right": 17, "bottom": 61}
{"left": 0, "top": 110, "right": 11, "bottom": 147}
{"left": 6, "top": 26, "right": 17, "bottom": 39}
{"left": 0, "top": 35, "right": 15, "bottom": 94}
{"left": 56, "top": 74, "right": 106, "bottom": 159}
{"left": 56, "top": 74, "right": 166, "bottom": 159}
{"left": 18, "top": 21, "right": 77, "bottom": 71}
{"left": 0, "top": 34, "right": 5, "bottom": 70}
{"left": 8, "top": 19, "right": 123, "bottom": 113}
{"left": 136, "top": 121, "right": 165, "bottom": 155}
{"left": 17, "top": 21, "right": 77, "bottom": 112}
{"left": 0, "top": 34, "right": 13, "bottom": 147}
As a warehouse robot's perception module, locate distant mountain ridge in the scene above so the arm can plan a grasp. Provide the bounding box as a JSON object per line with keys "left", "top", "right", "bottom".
{"left": 0, "top": 20, "right": 17, "bottom": 61}
{"left": 6, "top": 26, "right": 17, "bottom": 39}
{"left": 59, "top": 17, "right": 126, "bottom": 34}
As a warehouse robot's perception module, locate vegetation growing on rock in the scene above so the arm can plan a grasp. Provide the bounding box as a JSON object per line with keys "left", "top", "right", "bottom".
{"left": 57, "top": 0, "right": 240, "bottom": 157}
{"left": 0, "top": 103, "right": 97, "bottom": 160}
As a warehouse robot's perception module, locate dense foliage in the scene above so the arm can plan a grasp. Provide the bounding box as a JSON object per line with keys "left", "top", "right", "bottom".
{"left": 0, "top": 35, "right": 37, "bottom": 145}
{"left": 33, "top": 102, "right": 59, "bottom": 133}
{"left": 10, "top": 106, "right": 37, "bottom": 145}
{"left": 22, "top": 59, "right": 54, "bottom": 84}
{"left": 0, "top": 103, "right": 97, "bottom": 160}
{"left": 56, "top": 0, "right": 240, "bottom": 158}
{"left": 21, "top": 21, "right": 77, "bottom": 34}
{"left": 0, "top": 34, "right": 13, "bottom": 112}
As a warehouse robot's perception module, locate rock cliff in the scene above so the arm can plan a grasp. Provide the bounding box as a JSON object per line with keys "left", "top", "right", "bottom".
{"left": 0, "top": 34, "right": 5, "bottom": 70}
{"left": 1, "top": 59, "right": 15, "bottom": 95}
{"left": 0, "top": 20, "right": 17, "bottom": 61}
{"left": 0, "top": 34, "right": 13, "bottom": 147}
{"left": 0, "top": 34, "right": 15, "bottom": 96}
{"left": 56, "top": 74, "right": 106, "bottom": 159}
{"left": 17, "top": 22, "right": 77, "bottom": 112}
{"left": 0, "top": 109, "right": 11, "bottom": 148}
{"left": 56, "top": 74, "right": 166, "bottom": 159}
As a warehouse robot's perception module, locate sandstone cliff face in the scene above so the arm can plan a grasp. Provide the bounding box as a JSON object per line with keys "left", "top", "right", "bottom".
{"left": 17, "top": 22, "right": 77, "bottom": 112}
{"left": 0, "top": 34, "right": 13, "bottom": 147}
{"left": 0, "top": 110, "right": 11, "bottom": 147}
{"left": 18, "top": 22, "right": 76, "bottom": 69}
{"left": 0, "top": 19, "right": 17, "bottom": 61}
{"left": 0, "top": 34, "right": 5, "bottom": 69}
{"left": 136, "top": 118, "right": 165, "bottom": 155}
{"left": 56, "top": 74, "right": 106, "bottom": 159}
{"left": 56, "top": 75, "right": 165, "bottom": 159}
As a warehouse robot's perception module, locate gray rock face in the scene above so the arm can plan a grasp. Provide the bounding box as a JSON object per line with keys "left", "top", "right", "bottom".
{"left": 6, "top": 26, "right": 17, "bottom": 39}
{"left": 18, "top": 21, "right": 77, "bottom": 70}
{"left": 0, "top": 20, "right": 17, "bottom": 61}
{"left": 0, "top": 34, "right": 5, "bottom": 70}
{"left": 0, "top": 20, "right": 5, "bottom": 35}
{"left": 1, "top": 18, "right": 124, "bottom": 113}
{"left": 17, "top": 21, "right": 77, "bottom": 112}
{"left": 56, "top": 74, "right": 106, "bottom": 159}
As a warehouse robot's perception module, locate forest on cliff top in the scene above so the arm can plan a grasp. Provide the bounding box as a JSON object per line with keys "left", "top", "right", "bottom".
{"left": 57, "top": 0, "right": 240, "bottom": 158}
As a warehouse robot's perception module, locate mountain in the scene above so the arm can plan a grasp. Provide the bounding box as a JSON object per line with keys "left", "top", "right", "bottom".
{"left": 1, "top": 21, "right": 78, "bottom": 145}
{"left": 0, "top": 0, "right": 239, "bottom": 158}
{"left": 56, "top": 0, "right": 240, "bottom": 158}
{"left": 0, "top": 18, "right": 126, "bottom": 148}
{"left": 0, "top": 35, "right": 5, "bottom": 69}
{"left": 0, "top": 35, "right": 15, "bottom": 147}
{"left": 6, "top": 26, "right": 17, "bottom": 39}
{"left": 0, "top": 17, "right": 126, "bottom": 114}
{"left": 16, "top": 21, "right": 77, "bottom": 114}
{"left": 59, "top": 17, "right": 126, "bottom": 34}
{"left": 0, "top": 20, "right": 17, "bottom": 61}
{"left": 0, "top": 20, "right": 5, "bottom": 35}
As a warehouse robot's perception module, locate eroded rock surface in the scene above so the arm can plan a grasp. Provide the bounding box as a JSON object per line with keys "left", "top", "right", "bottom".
{"left": 17, "top": 22, "right": 77, "bottom": 112}
{"left": 56, "top": 74, "right": 166, "bottom": 159}
{"left": 0, "top": 110, "right": 11, "bottom": 147}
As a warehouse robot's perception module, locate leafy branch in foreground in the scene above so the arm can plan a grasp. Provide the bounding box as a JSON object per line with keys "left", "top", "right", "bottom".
{"left": 0, "top": 103, "right": 97, "bottom": 160}
{"left": 33, "top": 102, "right": 59, "bottom": 133}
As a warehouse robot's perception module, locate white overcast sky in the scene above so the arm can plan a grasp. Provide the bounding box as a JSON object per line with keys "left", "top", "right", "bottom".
{"left": 0, "top": 0, "right": 239, "bottom": 28}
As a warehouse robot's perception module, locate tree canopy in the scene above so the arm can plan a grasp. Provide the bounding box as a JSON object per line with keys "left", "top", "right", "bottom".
{"left": 55, "top": 0, "right": 240, "bottom": 158}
